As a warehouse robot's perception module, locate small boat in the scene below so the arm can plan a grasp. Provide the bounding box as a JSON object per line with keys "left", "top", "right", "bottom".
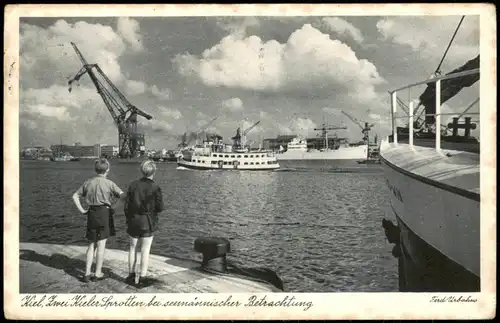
{"left": 50, "top": 154, "right": 73, "bottom": 162}
{"left": 50, "top": 138, "right": 75, "bottom": 162}
{"left": 164, "top": 150, "right": 181, "bottom": 162}
{"left": 356, "top": 158, "right": 381, "bottom": 164}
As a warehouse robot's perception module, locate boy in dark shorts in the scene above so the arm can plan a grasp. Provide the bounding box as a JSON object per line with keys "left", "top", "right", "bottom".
{"left": 124, "top": 160, "right": 164, "bottom": 286}
{"left": 72, "top": 158, "right": 125, "bottom": 282}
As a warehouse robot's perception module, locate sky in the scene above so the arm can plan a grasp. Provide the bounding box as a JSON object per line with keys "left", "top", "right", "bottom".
{"left": 19, "top": 15, "right": 480, "bottom": 150}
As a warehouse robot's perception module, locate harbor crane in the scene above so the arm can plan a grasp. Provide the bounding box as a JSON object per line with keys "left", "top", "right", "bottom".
{"left": 313, "top": 123, "right": 347, "bottom": 150}
{"left": 67, "top": 42, "right": 153, "bottom": 159}
{"left": 232, "top": 120, "right": 260, "bottom": 150}
{"left": 200, "top": 117, "right": 219, "bottom": 143}
{"left": 179, "top": 117, "right": 219, "bottom": 147}
{"left": 340, "top": 110, "right": 376, "bottom": 144}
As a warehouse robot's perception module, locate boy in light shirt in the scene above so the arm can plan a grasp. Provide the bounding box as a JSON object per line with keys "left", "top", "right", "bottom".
{"left": 72, "top": 158, "right": 125, "bottom": 282}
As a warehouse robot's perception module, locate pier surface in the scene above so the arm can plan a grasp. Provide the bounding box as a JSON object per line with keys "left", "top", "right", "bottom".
{"left": 20, "top": 243, "right": 280, "bottom": 293}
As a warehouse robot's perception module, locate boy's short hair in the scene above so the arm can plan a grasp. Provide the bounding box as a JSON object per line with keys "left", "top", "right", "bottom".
{"left": 95, "top": 158, "right": 110, "bottom": 174}
{"left": 140, "top": 160, "right": 156, "bottom": 177}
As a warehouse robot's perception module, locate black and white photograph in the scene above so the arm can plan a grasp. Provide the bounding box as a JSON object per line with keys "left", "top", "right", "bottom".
{"left": 4, "top": 3, "right": 496, "bottom": 320}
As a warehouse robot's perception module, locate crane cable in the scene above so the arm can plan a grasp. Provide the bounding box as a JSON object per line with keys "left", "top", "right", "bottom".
{"left": 435, "top": 15, "right": 466, "bottom": 76}
{"left": 413, "top": 15, "right": 466, "bottom": 128}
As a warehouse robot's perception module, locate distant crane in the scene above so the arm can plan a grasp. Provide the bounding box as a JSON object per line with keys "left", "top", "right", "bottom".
{"left": 200, "top": 117, "right": 219, "bottom": 143}
{"left": 178, "top": 117, "right": 218, "bottom": 148}
{"left": 313, "top": 122, "right": 347, "bottom": 150}
{"left": 232, "top": 120, "right": 260, "bottom": 150}
{"left": 340, "top": 110, "right": 376, "bottom": 144}
{"left": 67, "top": 42, "right": 153, "bottom": 159}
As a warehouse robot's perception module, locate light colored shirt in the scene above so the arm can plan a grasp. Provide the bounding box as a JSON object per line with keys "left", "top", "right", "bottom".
{"left": 75, "top": 174, "right": 123, "bottom": 206}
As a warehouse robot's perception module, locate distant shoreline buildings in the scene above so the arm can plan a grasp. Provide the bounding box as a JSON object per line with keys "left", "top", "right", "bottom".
{"left": 20, "top": 142, "right": 119, "bottom": 160}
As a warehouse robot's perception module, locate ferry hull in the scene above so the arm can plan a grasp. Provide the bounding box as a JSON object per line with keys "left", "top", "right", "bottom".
{"left": 178, "top": 160, "right": 279, "bottom": 171}
{"left": 394, "top": 211, "right": 480, "bottom": 292}
{"left": 276, "top": 145, "right": 369, "bottom": 161}
{"left": 380, "top": 140, "right": 480, "bottom": 292}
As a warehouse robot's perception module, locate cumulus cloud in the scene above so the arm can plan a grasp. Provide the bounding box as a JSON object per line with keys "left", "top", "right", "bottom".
{"left": 278, "top": 117, "right": 317, "bottom": 137}
{"left": 376, "top": 16, "right": 479, "bottom": 69}
{"left": 150, "top": 85, "right": 172, "bottom": 100}
{"left": 173, "top": 24, "right": 385, "bottom": 103}
{"left": 221, "top": 97, "right": 244, "bottom": 112}
{"left": 321, "top": 17, "right": 364, "bottom": 44}
{"left": 322, "top": 107, "right": 337, "bottom": 115}
{"left": 20, "top": 84, "right": 106, "bottom": 122}
{"left": 19, "top": 18, "right": 151, "bottom": 147}
{"left": 20, "top": 20, "right": 127, "bottom": 88}
{"left": 149, "top": 119, "right": 173, "bottom": 132}
{"left": 126, "top": 80, "right": 147, "bottom": 96}
{"left": 23, "top": 104, "right": 74, "bottom": 122}
{"left": 117, "top": 17, "right": 144, "bottom": 52}
{"left": 158, "top": 107, "right": 182, "bottom": 120}
{"left": 19, "top": 84, "right": 115, "bottom": 145}
{"left": 368, "top": 113, "right": 382, "bottom": 121}
{"left": 216, "top": 17, "right": 260, "bottom": 38}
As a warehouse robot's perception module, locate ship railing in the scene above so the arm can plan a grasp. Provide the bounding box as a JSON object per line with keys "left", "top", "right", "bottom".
{"left": 388, "top": 68, "right": 480, "bottom": 152}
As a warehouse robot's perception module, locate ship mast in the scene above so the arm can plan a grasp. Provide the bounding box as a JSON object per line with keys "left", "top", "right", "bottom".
{"left": 313, "top": 119, "right": 347, "bottom": 150}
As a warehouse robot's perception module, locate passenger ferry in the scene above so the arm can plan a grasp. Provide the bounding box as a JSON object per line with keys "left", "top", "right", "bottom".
{"left": 178, "top": 138, "right": 280, "bottom": 171}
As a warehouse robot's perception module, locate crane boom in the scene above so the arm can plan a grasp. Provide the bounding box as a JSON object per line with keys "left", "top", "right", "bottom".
{"left": 231, "top": 120, "right": 260, "bottom": 150}
{"left": 197, "top": 117, "right": 218, "bottom": 143}
{"left": 243, "top": 120, "right": 260, "bottom": 135}
{"left": 340, "top": 110, "right": 364, "bottom": 131}
{"left": 67, "top": 42, "right": 153, "bottom": 159}
{"left": 200, "top": 117, "right": 218, "bottom": 134}
{"left": 70, "top": 42, "right": 89, "bottom": 66}
{"left": 340, "top": 110, "right": 376, "bottom": 157}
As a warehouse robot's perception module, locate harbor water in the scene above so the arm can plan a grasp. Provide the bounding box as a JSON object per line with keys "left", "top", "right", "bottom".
{"left": 20, "top": 160, "right": 398, "bottom": 292}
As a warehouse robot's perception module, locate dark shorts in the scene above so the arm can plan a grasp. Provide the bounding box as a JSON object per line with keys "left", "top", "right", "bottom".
{"left": 86, "top": 205, "right": 116, "bottom": 242}
{"left": 126, "top": 214, "right": 157, "bottom": 239}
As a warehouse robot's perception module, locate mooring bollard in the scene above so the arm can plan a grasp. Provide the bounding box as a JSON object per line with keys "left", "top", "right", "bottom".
{"left": 194, "top": 237, "right": 231, "bottom": 273}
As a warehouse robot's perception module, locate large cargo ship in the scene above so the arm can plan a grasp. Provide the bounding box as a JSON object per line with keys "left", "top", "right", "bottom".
{"left": 274, "top": 115, "right": 379, "bottom": 162}
{"left": 380, "top": 17, "right": 481, "bottom": 292}
{"left": 276, "top": 136, "right": 369, "bottom": 161}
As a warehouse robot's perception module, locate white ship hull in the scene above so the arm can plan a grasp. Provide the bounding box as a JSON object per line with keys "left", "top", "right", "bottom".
{"left": 178, "top": 149, "right": 280, "bottom": 171}
{"left": 276, "top": 145, "right": 368, "bottom": 161}
{"left": 380, "top": 139, "right": 480, "bottom": 291}
{"left": 178, "top": 159, "right": 279, "bottom": 171}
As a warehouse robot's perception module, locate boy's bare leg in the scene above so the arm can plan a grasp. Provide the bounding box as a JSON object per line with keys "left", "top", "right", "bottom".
{"left": 128, "top": 236, "right": 139, "bottom": 275}
{"left": 85, "top": 242, "right": 95, "bottom": 276}
{"left": 140, "top": 236, "right": 154, "bottom": 277}
{"left": 95, "top": 238, "right": 107, "bottom": 277}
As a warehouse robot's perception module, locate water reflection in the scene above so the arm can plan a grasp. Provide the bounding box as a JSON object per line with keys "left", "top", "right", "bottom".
{"left": 20, "top": 161, "right": 397, "bottom": 292}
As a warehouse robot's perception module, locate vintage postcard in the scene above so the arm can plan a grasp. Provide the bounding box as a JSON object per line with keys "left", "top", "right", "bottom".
{"left": 4, "top": 3, "right": 496, "bottom": 320}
